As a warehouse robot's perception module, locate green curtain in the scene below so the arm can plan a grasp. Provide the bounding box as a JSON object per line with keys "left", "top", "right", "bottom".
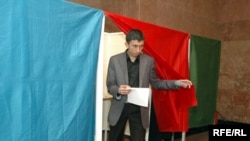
{"left": 189, "top": 35, "right": 221, "bottom": 128}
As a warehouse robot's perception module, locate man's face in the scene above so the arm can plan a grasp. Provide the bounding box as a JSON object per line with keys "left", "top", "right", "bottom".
{"left": 126, "top": 40, "right": 144, "bottom": 58}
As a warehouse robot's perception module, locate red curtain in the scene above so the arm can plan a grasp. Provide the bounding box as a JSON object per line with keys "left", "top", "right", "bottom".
{"left": 105, "top": 11, "right": 197, "bottom": 132}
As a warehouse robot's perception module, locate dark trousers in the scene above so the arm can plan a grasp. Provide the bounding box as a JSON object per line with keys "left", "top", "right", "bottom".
{"left": 109, "top": 103, "right": 146, "bottom": 141}
{"left": 149, "top": 101, "right": 172, "bottom": 141}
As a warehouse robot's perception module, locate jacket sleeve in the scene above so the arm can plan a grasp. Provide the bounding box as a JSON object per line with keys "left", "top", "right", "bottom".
{"left": 149, "top": 58, "right": 179, "bottom": 90}
{"left": 106, "top": 56, "right": 121, "bottom": 100}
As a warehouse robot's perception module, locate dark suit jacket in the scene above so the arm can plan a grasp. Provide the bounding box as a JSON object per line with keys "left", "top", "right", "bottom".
{"left": 106, "top": 50, "right": 178, "bottom": 129}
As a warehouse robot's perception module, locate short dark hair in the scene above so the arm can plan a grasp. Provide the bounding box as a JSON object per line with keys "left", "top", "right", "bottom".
{"left": 126, "top": 29, "right": 144, "bottom": 43}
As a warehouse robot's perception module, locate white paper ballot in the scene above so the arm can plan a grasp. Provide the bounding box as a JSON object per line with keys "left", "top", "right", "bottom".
{"left": 127, "top": 88, "right": 151, "bottom": 107}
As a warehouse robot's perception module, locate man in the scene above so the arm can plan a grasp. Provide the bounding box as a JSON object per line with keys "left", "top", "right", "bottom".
{"left": 106, "top": 29, "right": 192, "bottom": 141}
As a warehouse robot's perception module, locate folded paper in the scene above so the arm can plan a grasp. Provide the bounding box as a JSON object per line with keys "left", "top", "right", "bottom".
{"left": 127, "top": 88, "right": 151, "bottom": 107}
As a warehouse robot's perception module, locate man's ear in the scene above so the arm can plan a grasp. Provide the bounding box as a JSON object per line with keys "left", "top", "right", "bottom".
{"left": 125, "top": 42, "right": 128, "bottom": 48}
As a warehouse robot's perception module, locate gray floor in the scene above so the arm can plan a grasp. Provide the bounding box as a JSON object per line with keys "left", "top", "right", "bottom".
{"left": 103, "top": 131, "right": 208, "bottom": 141}
{"left": 175, "top": 131, "right": 208, "bottom": 141}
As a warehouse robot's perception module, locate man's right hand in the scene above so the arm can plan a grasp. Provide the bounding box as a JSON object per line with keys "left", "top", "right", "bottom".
{"left": 118, "top": 85, "right": 132, "bottom": 95}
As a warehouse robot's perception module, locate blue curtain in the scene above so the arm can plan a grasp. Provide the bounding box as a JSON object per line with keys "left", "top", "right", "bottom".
{"left": 0, "top": 0, "right": 103, "bottom": 141}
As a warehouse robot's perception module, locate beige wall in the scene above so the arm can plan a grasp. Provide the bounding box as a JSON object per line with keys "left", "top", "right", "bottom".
{"left": 218, "top": 0, "right": 250, "bottom": 123}
{"left": 71, "top": 0, "right": 250, "bottom": 124}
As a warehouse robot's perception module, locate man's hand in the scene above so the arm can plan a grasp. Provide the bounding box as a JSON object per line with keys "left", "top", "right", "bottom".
{"left": 175, "top": 80, "right": 192, "bottom": 88}
{"left": 118, "top": 85, "right": 132, "bottom": 95}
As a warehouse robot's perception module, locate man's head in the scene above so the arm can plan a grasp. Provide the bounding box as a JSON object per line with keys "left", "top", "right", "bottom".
{"left": 126, "top": 29, "right": 144, "bottom": 43}
{"left": 125, "top": 29, "right": 144, "bottom": 59}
